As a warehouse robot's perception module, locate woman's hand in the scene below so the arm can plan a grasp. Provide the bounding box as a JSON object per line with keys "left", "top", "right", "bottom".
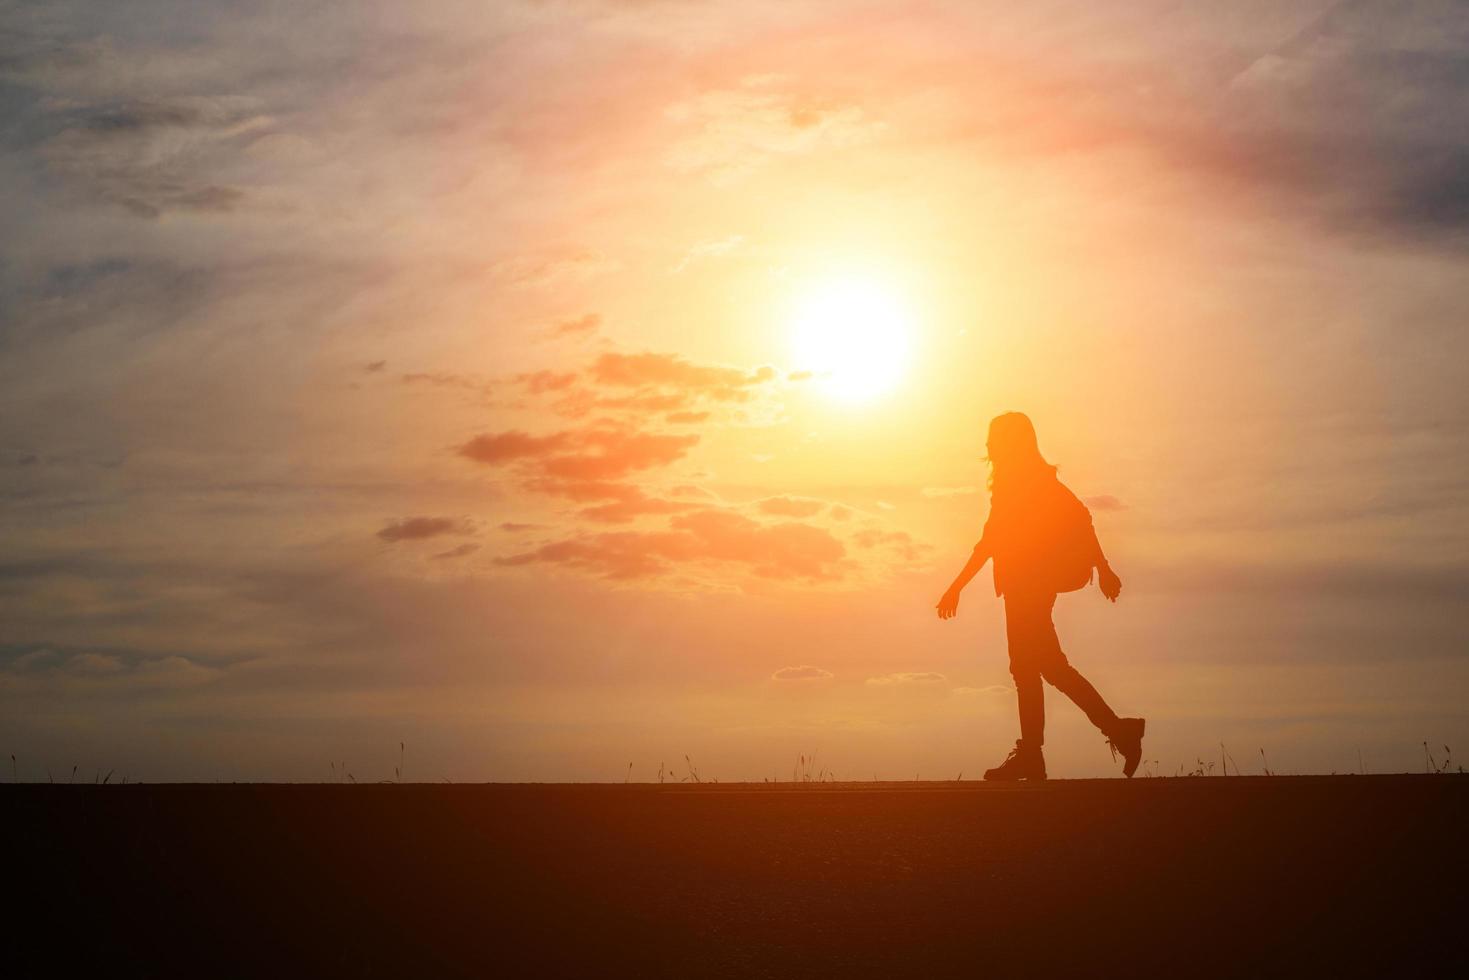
{"left": 1097, "top": 564, "right": 1122, "bottom": 603}
{"left": 935, "top": 586, "right": 962, "bottom": 620}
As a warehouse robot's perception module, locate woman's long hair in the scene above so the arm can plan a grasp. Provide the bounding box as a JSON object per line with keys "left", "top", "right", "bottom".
{"left": 986, "top": 412, "right": 1056, "bottom": 497}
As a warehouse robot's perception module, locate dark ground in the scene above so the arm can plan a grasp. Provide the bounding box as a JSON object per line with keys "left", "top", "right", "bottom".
{"left": 8, "top": 775, "right": 1468, "bottom": 978}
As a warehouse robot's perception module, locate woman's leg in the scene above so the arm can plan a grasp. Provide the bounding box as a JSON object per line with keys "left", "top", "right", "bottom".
{"left": 1003, "top": 593, "right": 1049, "bottom": 746}
{"left": 1029, "top": 594, "right": 1121, "bottom": 735}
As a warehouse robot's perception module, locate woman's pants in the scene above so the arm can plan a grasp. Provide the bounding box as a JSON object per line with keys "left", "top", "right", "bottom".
{"left": 1003, "top": 590, "right": 1119, "bottom": 746}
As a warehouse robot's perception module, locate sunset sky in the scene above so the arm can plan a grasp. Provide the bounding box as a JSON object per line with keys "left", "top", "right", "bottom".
{"left": 3, "top": 0, "right": 1467, "bottom": 781}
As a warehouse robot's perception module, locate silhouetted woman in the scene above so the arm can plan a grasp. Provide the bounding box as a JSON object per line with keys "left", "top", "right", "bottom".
{"left": 936, "top": 412, "right": 1144, "bottom": 779}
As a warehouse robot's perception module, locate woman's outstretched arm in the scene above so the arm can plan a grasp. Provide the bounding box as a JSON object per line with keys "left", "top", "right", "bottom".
{"left": 936, "top": 541, "right": 990, "bottom": 620}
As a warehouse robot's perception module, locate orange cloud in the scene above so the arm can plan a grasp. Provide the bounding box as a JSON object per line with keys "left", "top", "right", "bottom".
{"left": 539, "top": 429, "right": 700, "bottom": 481}
{"left": 459, "top": 424, "right": 698, "bottom": 482}
{"left": 578, "top": 488, "right": 707, "bottom": 524}
{"left": 588, "top": 352, "right": 775, "bottom": 399}
{"left": 515, "top": 370, "right": 578, "bottom": 394}
{"left": 548, "top": 312, "right": 600, "bottom": 339}
{"left": 495, "top": 508, "right": 846, "bottom": 582}
{"left": 851, "top": 528, "right": 926, "bottom": 561}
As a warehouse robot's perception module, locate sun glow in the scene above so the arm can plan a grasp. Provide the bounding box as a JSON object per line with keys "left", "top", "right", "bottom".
{"left": 789, "top": 276, "right": 914, "bottom": 404}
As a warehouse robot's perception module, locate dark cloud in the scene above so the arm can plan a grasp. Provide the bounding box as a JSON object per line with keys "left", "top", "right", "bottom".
{"left": 376, "top": 517, "right": 473, "bottom": 543}
{"left": 21, "top": 90, "right": 267, "bottom": 218}
{"left": 363, "top": 360, "right": 387, "bottom": 373}
{"left": 498, "top": 521, "right": 544, "bottom": 532}
{"left": 1049, "top": 1, "right": 1469, "bottom": 243}
{"left": 430, "top": 543, "right": 480, "bottom": 560}
{"left": 459, "top": 430, "right": 576, "bottom": 465}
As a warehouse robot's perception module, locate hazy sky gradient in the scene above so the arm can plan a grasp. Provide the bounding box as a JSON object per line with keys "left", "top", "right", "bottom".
{"left": 3, "top": 0, "right": 1467, "bottom": 781}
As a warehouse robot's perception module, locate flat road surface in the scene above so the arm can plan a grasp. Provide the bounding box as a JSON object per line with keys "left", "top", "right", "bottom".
{"left": 9, "top": 776, "right": 1467, "bottom": 977}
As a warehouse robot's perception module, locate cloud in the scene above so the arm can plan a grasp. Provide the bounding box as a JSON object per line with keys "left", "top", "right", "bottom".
{"left": 866, "top": 672, "right": 948, "bottom": 687}
{"left": 952, "top": 684, "right": 1015, "bottom": 696}
{"left": 464, "top": 354, "right": 772, "bottom": 478}
{"left": 430, "top": 543, "right": 480, "bottom": 560}
{"left": 363, "top": 360, "right": 387, "bottom": 373}
{"left": 851, "top": 528, "right": 927, "bottom": 561}
{"left": 376, "top": 517, "right": 474, "bottom": 543}
{"left": 4, "top": 646, "right": 224, "bottom": 696}
{"left": 671, "top": 235, "right": 745, "bottom": 273}
{"left": 522, "top": 478, "right": 645, "bottom": 503}
{"left": 498, "top": 522, "right": 544, "bottom": 532}
{"left": 514, "top": 370, "right": 578, "bottom": 394}
{"left": 460, "top": 423, "right": 699, "bottom": 484}
{"left": 543, "top": 429, "right": 700, "bottom": 481}
{"left": 491, "top": 245, "right": 619, "bottom": 287}
{"left": 588, "top": 352, "right": 776, "bottom": 398}
{"left": 481, "top": 348, "right": 782, "bottom": 425}
{"left": 29, "top": 93, "right": 268, "bottom": 218}
{"left": 756, "top": 495, "right": 825, "bottom": 518}
{"left": 1203, "top": 3, "right": 1469, "bottom": 241}
{"left": 458, "top": 430, "right": 577, "bottom": 465}
{"left": 670, "top": 484, "right": 718, "bottom": 500}
{"left": 922, "top": 486, "right": 979, "bottom": 498}
{"left": 578, "top": 487, "right": 706, "bottom": 524}
{"left": 771, "top": 664, "right": 833, "bottom": 681}
{"left": 495, "top": 508, "right": 847, "bottom": 582}
{"left": 69, "top": 652, "right": 125, "bottom": 674}
{"left": 548, "top": 313, "right": 600, "bottom": 339}
{"left": 402, "top": 372, "right": 484, "bottom": 391}
{"left": 1084, "top": 495, "right": 1127, "bottom": 511}
{"left": 664, "top": 76, "right": 886, "bottom": 184}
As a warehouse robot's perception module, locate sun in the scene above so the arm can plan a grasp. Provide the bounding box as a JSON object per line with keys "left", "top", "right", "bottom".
{"left": 788, "top": 276, "right": 914, "bottom": 404}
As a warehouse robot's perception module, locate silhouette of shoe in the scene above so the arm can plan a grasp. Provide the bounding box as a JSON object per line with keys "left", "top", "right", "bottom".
{"left": 983, "top": 739, "right": 1047, "bottom": 781}
{"left": 1106, "top": 717, "right": 1146, "bottom": 778}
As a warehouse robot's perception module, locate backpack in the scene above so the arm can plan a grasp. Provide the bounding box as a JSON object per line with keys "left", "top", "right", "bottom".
{"left": 989, "top": 475, "right": 1096, "bottom": 595}
{"left": 1045, "top": 481, "right": 1096, "bottom": 593}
